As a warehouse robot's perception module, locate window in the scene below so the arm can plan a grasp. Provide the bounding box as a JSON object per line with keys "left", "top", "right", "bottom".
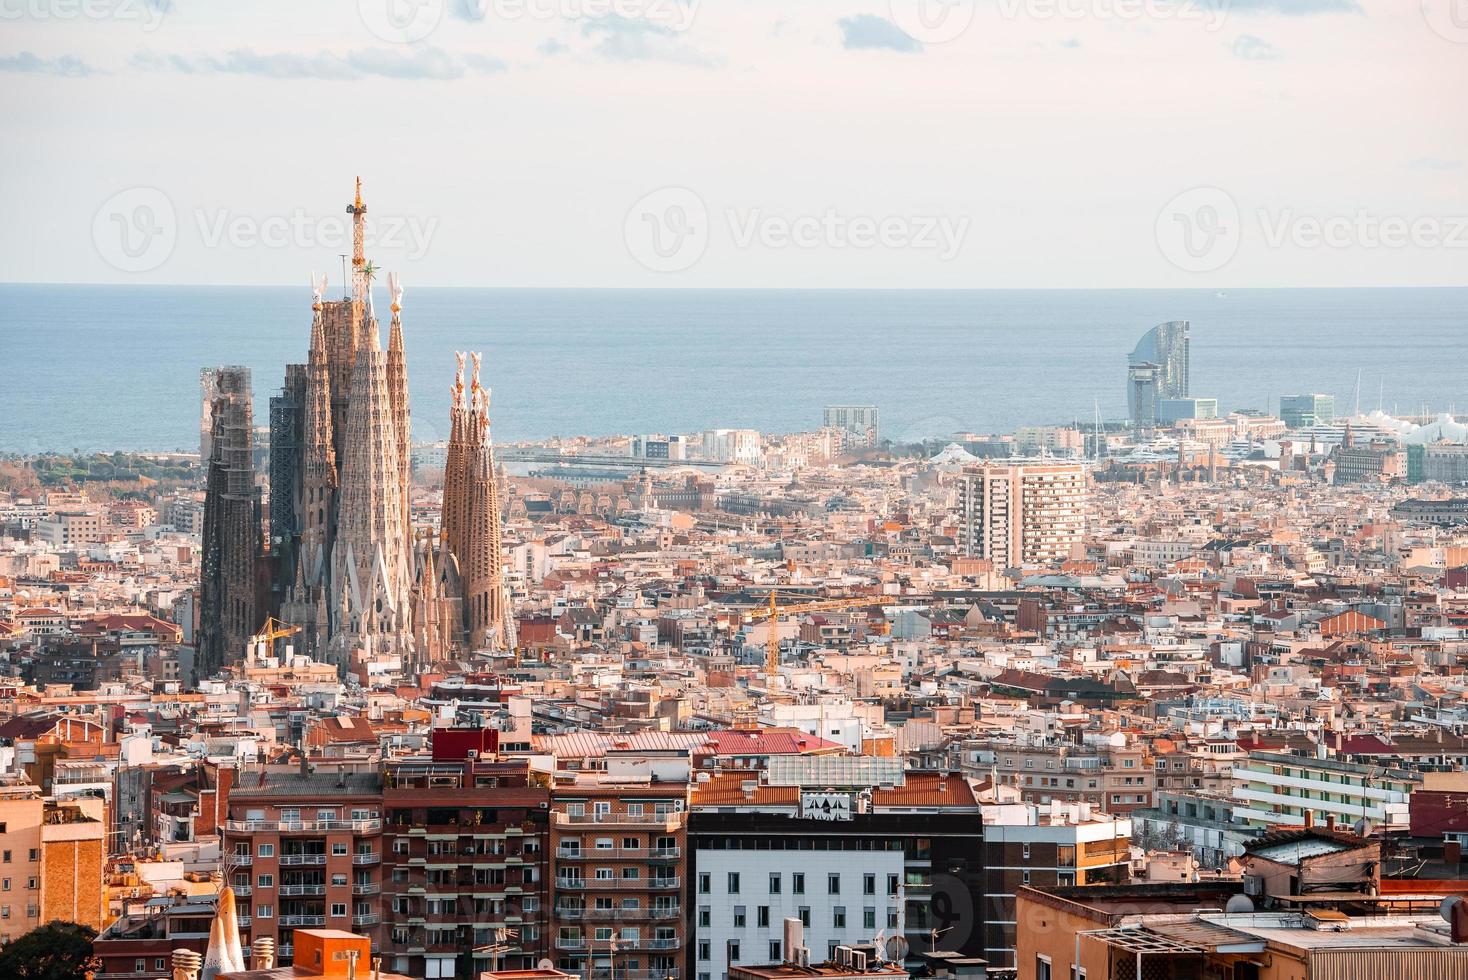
{"left": 863, "top": 907, "right": 876, "bottom": 930}
{"left": 136, "top": 959, "right": 147, "bottom": 973}
{"left": 792, "top": 873, "right": 804, "bottom": 894}
{"left": 256, "top": 874, "right": 274, "bottom": 888}
{"left": 757, "top": 906, "right": 770, "bottom": 928}
{"left": 727, "top": 941, "right": 740, "bottom": 964}
{"left": 698, "top": 873, "right": 710, "bottom": 894}
{"left": 768, "top": 872, "right": 781, "bottom": 894}
{"left": 828, "top": 873, "right": 840, "bottom": 894}
{"left": 887, "top": 908, "right": 899, "bottom": 929}
{"left": 332, "top": 842, "right": 348, "bottom": 856}
{"left": 832, "top": 906, "right": 846, "bottom": 929}
{"left": 1036, "top": 955, "right": 1052, "bottom": 980}
{"left": 798, "top": 906, "right": 810, "bottom": 927}
{"left": 863, "top": 874, "right": 875, "bottom": 895}
{"left": 769, "top": 941, "right": 782, "bottom": 961}
{"left": 697, "top": 942, "right": 709, "bottom": 962}
{"left": 1022, "top": 843, "right": 1031, "bottom": 859}
{"left": 698, "top": 907, "right": 710, "bottom": 928}
{"left": 887, "top": 874, "right": 899, "bottom": 896}
{"left": 733, "top": 906, "right": 747, "bottom": 928}
{"left": 727, "top": 872, "right": 740, "bottom": 894}
{"left": 2, "top": 880, "right": 9, "bottom": 891}
{"left": 1, "top": 851, "right": 8, "bottom": 863}
{"left": 332, "top": 873, "right": 347, "bottom": 886}
{"left": 256, "top": 905, "right": 273, "bottom": 918}
{"left": 331, "top": 903, "right": 347, "bottom": 917}
{"left": 258, "top": 844, "right": 274, "bottom": 857}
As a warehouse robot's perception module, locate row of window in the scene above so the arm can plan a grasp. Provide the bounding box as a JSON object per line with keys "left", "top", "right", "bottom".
{"left": 233, "top": 843, "right": 373, "bottom": 857}
{"left": 0, "top": 849, "right": 39, "bottom": 863}
{"left": 250, "top": 902, "right": 368, "bottom": 918}
{"left": 697, "top": 904, "right": 897, "bottom": 931}
{"left": 696, "top": 937, "right": 876, "bottom": 966}
{"left": 698, "top": 872, "right": 898, "bottom": 896}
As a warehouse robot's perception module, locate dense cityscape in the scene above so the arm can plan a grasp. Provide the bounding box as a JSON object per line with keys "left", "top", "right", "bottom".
{"left": 0, "top": 183, "right": 1466, "bottom": 980}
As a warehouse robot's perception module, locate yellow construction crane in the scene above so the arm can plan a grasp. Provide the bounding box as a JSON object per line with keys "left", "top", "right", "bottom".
{"left": 748, "top": 591, "right": 884, "bottom": 681}
{"left": 249, "top": 617, "right": 301, "bottom": 660}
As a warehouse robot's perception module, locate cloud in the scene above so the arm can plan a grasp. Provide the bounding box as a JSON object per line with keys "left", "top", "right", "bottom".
{"left": 0, "top": 52, "right": 99, "bottom": 77}
{"left": 1231, "top": 35, "right": 1280, "bottom": 61}
{"left": 539, "top": 37, "right": 570, "bottom": 56}
{"left": 452, "top": 0, "right": 487, "bottom": 21}
{"left": 1224, "top": 0, "right": 1361, "bottom": 13}
{"left": 1408, "top": 158, "right": 1464, "bottom": 172}
{"left": 838, "top": 15, "right": 921, "bottom": 53}
{"left": 1059, "top": 38, "right": 1082, "bottom": 49}
{"left": 130, "top": 47, "right": 505, "bottom": 80}
{"left": 580, "top": 15, "right": 715, "bottom": 65}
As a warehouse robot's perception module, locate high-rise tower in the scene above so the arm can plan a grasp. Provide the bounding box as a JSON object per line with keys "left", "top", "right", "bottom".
{"left": 1127, "top": 320, "right": 1190, "bottom": 430}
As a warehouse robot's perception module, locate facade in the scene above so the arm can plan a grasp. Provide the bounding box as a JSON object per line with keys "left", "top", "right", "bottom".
{"left": 1332, "top": 438, "right": 1406, "bottom": 484}
{"left": 0, "top": 780, "right": 106, "bottom": 939}
{"left": 1157, "top": 397, "right": 1218, "bottom": 424}
{"left": 549, "top": 770, "right": 689, "bottom": 980}
{"left": 822, "top": 406, "right": 879, "bottom": 448}
{"left": 380, "top": 750, "right": 552, "bottom": 980}
{"left": 955, "top": 462, "right": 1088, "bottom": 567}
{"left": 1231, "top": 751, "right": 1421, "bottom": 832}
{"left": 687, "top": 762, "right": 984, "bottom": 980}
{"left": 221, "top": 771, "right": 385, "bottom": 965}
{"left": 198, "top": 364, "right": 262, "bottom": 680}
{"left": 1281, "top": 392, "right": 1336, "bottom": 429}
{"left": 1126, "top": 320, "right": 1190, "bottom": 429}
{"left": 979, "top": 803, "right": 1131, "bottom": 970}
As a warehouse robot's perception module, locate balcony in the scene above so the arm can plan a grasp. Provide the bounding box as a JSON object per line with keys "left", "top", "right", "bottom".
{"left": 553, "top": 812, "right": 685, "bottom": 830}
{"left": 354, "top": 913, "right": 380, "bottom": 926}
{"left": 226, "top": 819, "right": 382, "bottom": 833}
{"left": 557, "top": 846, "right": 682, "bottom": 861}
{"left": 236, "top": 916, "right": 252, "bottom": 928}
{"left": 353, "top": 853, "right": 381, "bottom": 865}
{"left": 556, "top": 877, "right": 680, "bottom": 891}
{"left": 233, "top": 885, "right": 252, "bottom": 897}
{"left": 352, "top": 883, "right": 381, "bottom": 895}
{"left": 279, "top": 914, "right": 327, "bottom": 927}
{"left": 279, "top": 885, "right": 326, "bottom": 896}
{"left": 279, "top": 854, "right": 328, "bottom": 866}
{"left": 556, "top": 938, "right": 590, "bottom": 951}
{"left": 232, "top": 854, "right": 253, "bottom": 866}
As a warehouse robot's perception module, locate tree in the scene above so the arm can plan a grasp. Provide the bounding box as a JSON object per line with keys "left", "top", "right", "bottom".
{"left": 0, "top": 921, "right": 100, "bottom": 980}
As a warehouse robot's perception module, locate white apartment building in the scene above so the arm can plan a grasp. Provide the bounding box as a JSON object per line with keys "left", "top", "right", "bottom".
{"left": 1231, "top": 752, "right": 1421, "bottom": 831}
{"left": 955, "top": 462, "right": 1087, "bottom": 567}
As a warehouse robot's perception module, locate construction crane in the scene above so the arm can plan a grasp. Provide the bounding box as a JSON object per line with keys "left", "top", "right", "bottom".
{"left": 248, "top": 617, "right": 301, "bottom": 662}
{"left": 748, "top": 590, "right": 885, "bottom": 681}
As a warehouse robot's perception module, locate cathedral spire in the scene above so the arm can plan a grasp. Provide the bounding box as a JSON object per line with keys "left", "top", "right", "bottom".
{"left": 386, "top": 272, "right": 412, "bottom": 549}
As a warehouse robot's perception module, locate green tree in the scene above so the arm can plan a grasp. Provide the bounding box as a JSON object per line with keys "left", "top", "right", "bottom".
{"left": 0, "top": 921, "right": 100, "bottom": 980}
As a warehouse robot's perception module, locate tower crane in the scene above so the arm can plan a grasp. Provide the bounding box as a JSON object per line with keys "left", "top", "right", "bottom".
{"left": 747, "top": 590, "right": 886, "bottom": 681}
{"left": 248, "top": 617, "right": 301, "bottom": 662}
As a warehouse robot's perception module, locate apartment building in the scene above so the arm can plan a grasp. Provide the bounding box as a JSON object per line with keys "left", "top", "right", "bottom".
{"left": 956, "top": 462, "right": 1087, "bottom": 567}
{"left": 220, "top": 769, "right": 384, "bottom": 965}
{"left": 979, "top": 802, "right": 1131, "bottom": 970}
{"left": 686, "top": 757, "right": 984, "bottom": 980}
{"left": 549, "top": 760, "right": 690, "bottom": 980}
{"left": 380, "top": 741, "right": 552, "bottom": 980}
{"left": 0, "top": 778, "right": 107, "bottom": 939}
{"left": 960, "top": 736, "right": 1155, "bottom": 814}
{"left": 1232, "top": 751, "right": 1422, "bottom": 832}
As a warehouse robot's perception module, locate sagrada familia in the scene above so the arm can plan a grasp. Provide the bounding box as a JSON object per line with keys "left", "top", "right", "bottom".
{"left": 198, "top": 179, "right": 512, "bottom": 679}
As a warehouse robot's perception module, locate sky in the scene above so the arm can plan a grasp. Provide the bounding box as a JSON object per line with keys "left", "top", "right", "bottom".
{"left": 1, "top": 0, "right": 1465, "bottom": 288}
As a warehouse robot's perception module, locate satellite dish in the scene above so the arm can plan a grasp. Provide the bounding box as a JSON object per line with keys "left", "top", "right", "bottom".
{"left": 537, "top": 960, "right": 556, "bottom": 971}
{"left": 1225, "top": 895, "right": 1256, "bottom": 914}
{"left": 1353, "top": 818, "right": 1374, "bottom": 837}
{"left": 884, "top": 936, "right": 910, "bottom": 961}
{"left": 1440, "top": 897, "right": 1463, "bottom": 923}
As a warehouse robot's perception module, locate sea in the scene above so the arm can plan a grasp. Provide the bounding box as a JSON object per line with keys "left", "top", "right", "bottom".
{"left": 1, "top": 285, "right": 1464, "bottom": 455}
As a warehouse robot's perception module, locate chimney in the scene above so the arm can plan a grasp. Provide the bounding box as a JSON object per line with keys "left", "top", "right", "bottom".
{"left": 171, "top": 949, "right": 202, "bottom": 980}
{"left": 251, "top": 937, "right": 276, "bottom": 971}
{"left": 1446, "top": 840, "right": 1462, "bottom": 865}
{"left": 1304, "top": 810, "right": 1314, "bottom": 830}
{"left": 1325, "top": 814, "right": 1336, "bottom": 832}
